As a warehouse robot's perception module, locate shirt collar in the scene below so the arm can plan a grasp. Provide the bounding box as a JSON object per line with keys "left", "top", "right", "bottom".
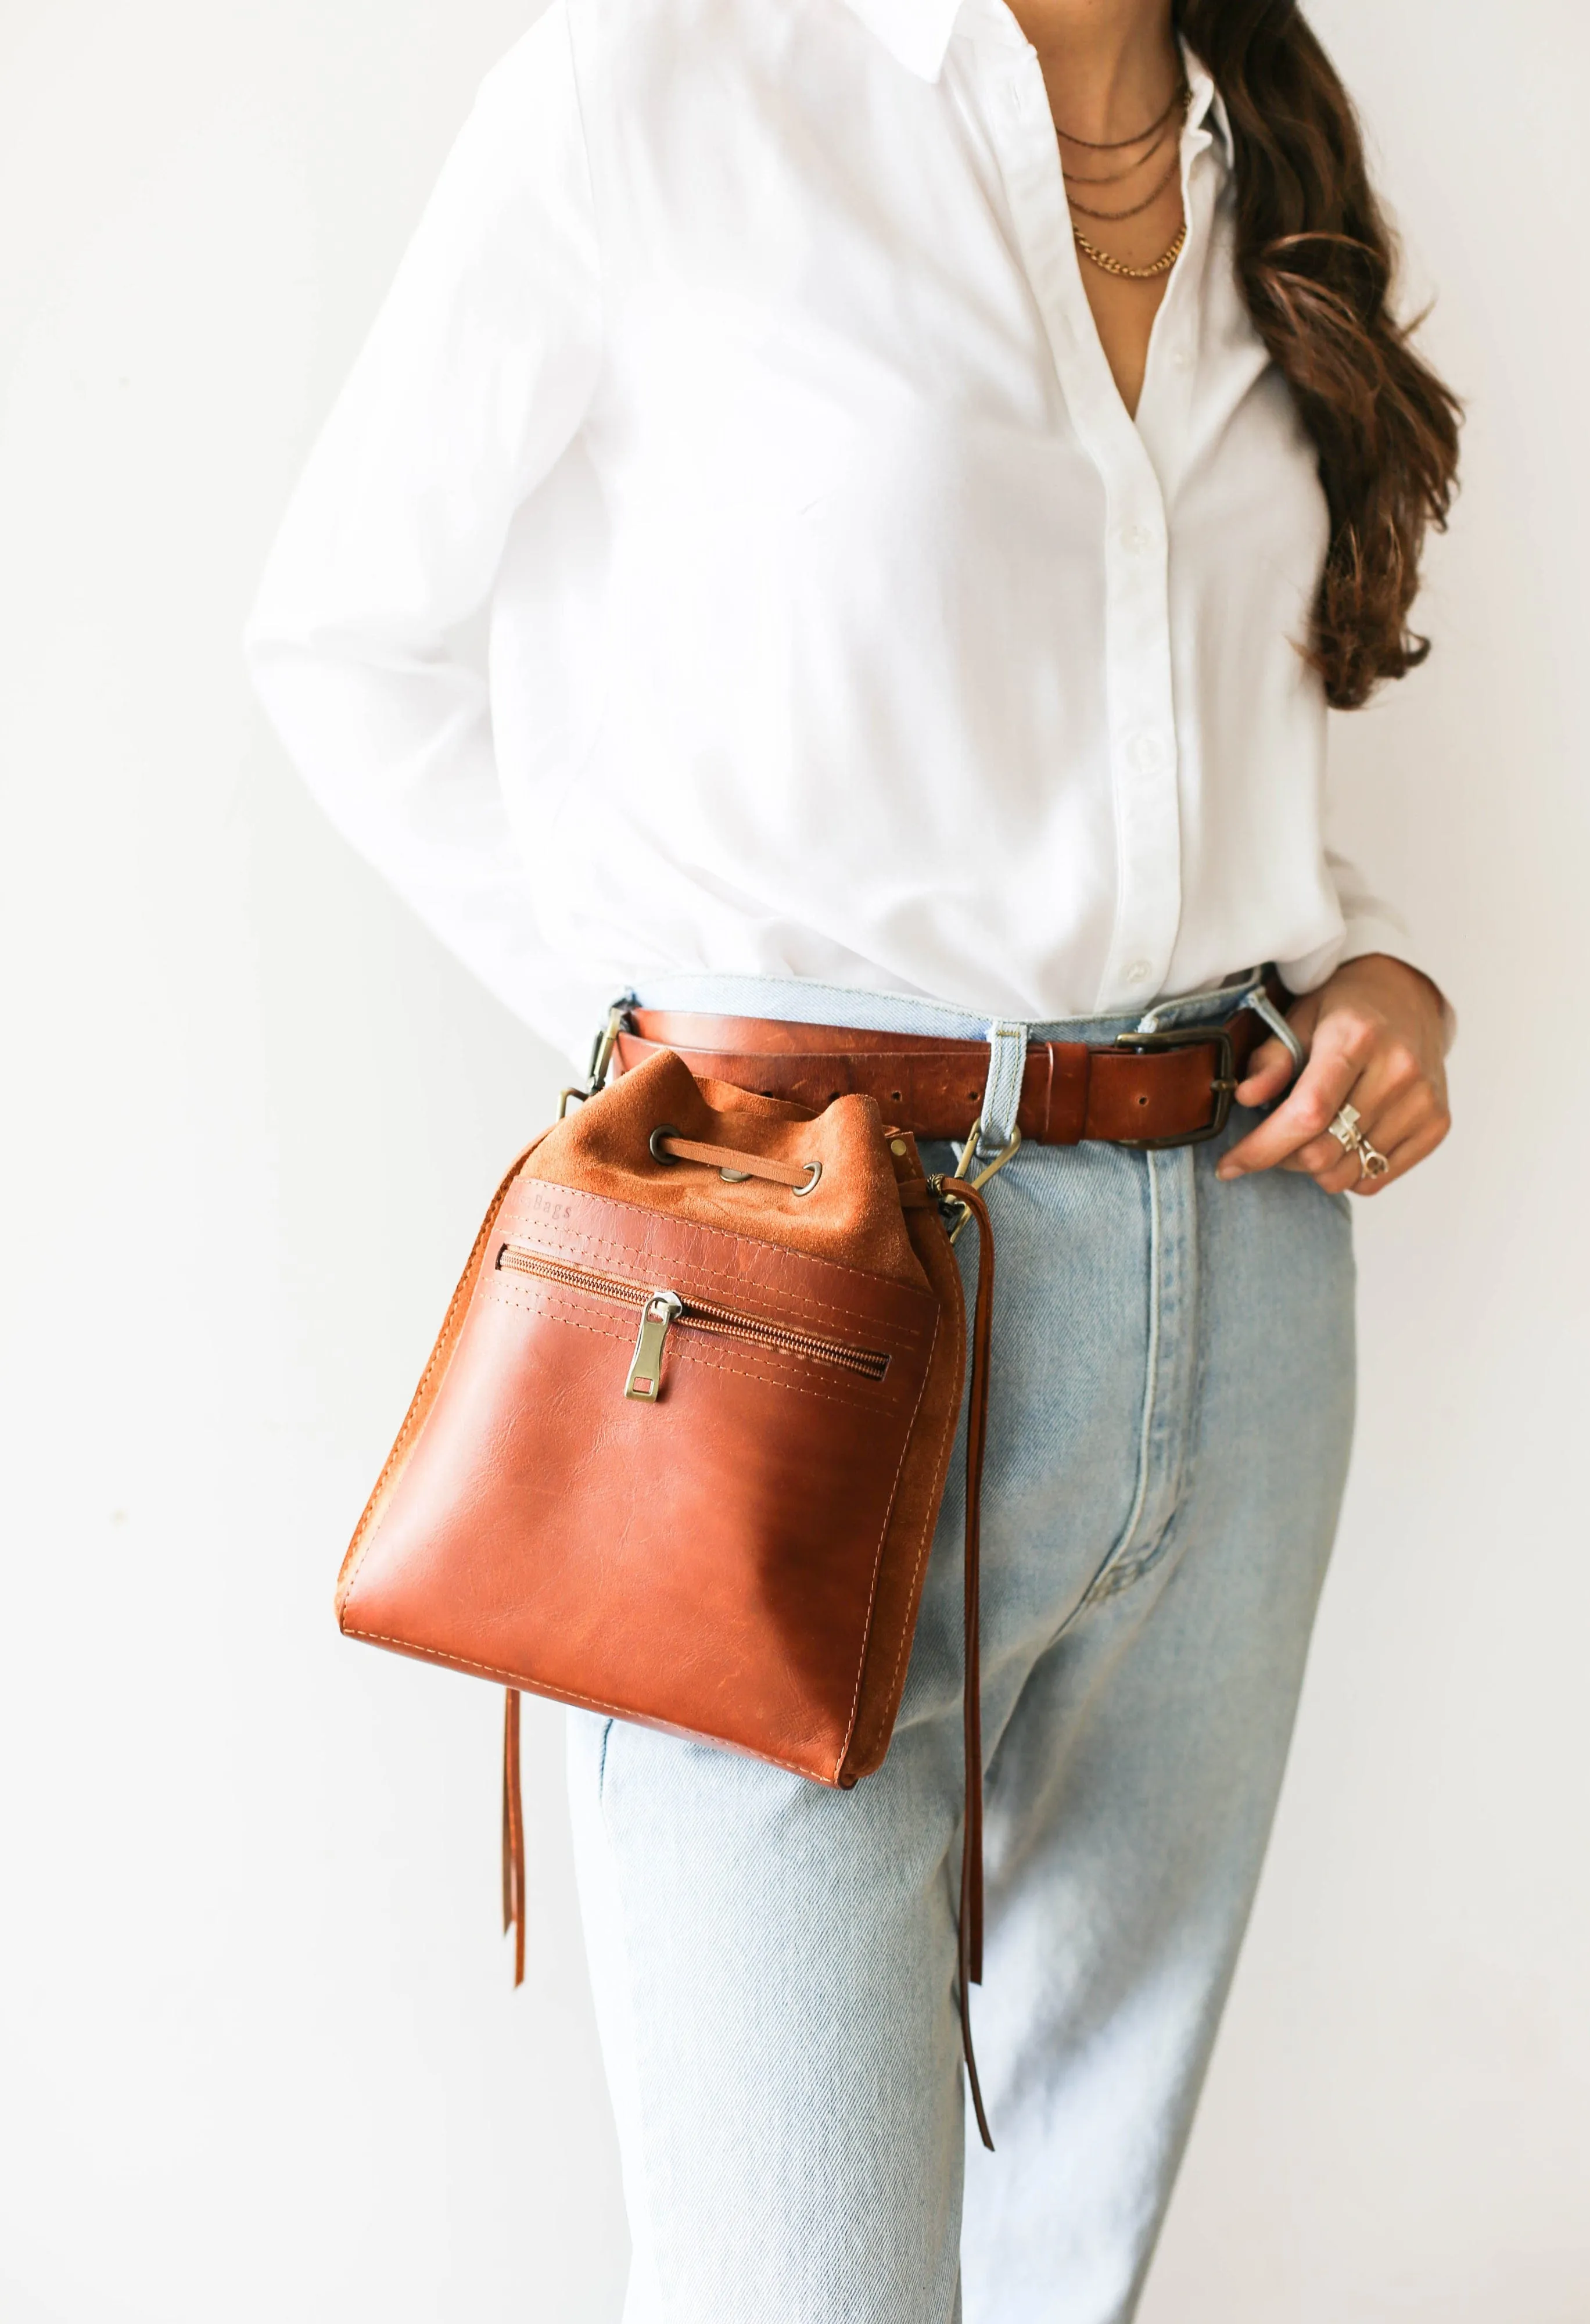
{"left": 837, "top": 0, "right": 964, "bottom": 81}
{"left": 1182, "top": 41, "right": 1233, "bottom": 168}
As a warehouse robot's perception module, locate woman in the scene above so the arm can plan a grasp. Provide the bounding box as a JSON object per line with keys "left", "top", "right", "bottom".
{"left": 247, "top": 0, "right": 1458, "bottom": 2313}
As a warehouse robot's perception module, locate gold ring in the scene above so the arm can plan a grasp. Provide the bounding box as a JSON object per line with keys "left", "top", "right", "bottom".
{"left": 1357, "top": 1138, "right": 1390, "bottom": 1179}
{"left": 1327, "top": 1103, "right": 1363, "bottom": 1152}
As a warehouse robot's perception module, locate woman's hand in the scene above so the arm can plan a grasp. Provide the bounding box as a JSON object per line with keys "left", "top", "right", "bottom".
{"left": 1216, "top": 954, "right": 1451, "bottom": 1196}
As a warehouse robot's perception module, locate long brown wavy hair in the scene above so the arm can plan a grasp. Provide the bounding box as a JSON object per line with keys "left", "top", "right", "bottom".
{"left": 1175, "top": 0, "right": 1462, "bottom": 708}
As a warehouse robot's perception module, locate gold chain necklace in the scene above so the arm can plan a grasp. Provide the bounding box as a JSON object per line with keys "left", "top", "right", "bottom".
{"left": 1073, "top": 217, "right": 1187, "bottom": 280}
{"left": 1062, "top": 112, "right": 1178, "bottom": 188}
{"left": 1051, "top": 79, "right": 1187, "bottom": 152}
{"left": 1067, "top": 147, "right": 1182, "bottom": 224}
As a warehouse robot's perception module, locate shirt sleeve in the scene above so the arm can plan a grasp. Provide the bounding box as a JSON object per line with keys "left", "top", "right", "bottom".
{"left": 243, "top": 3, "right": 604, "bottom": 1048}
{"left": 1279, "top": 859, "right": 1457, "bottom": 1045}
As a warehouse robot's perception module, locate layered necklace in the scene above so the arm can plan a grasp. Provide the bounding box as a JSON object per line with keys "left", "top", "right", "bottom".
{"left": 1054, "top": 77, "right": 1191, "bottom": 282}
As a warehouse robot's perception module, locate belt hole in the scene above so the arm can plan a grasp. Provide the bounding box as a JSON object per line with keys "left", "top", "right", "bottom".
{"left": 890, "top": 1090, "right": 902, "bottom": 1102}
{"left": 1137, "top": 1093, "right": 1148, "bottom": 1107}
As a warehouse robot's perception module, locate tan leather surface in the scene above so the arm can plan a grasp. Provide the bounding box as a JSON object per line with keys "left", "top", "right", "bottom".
{"left": 336, "top": 1049, "right": 962, "bottom": 1789}
{"left": 333, "top": 1135, "right": 546, "bottom": 1629}
{"left": 502, "top": 1688, "right": 525, "bottom": 1987}
{"left": 618, "top": 1000, "right": 1270, "bottom": 1145}
{"left": 527, "top": 1049, "right": 936, "bottom": 1281}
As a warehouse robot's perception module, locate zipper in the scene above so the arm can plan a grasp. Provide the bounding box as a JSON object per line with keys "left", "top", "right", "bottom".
{"left": 495, "top": 1242, "right": 889, "bottom": 1401}
{"left": 624, "top": 1291, "right": 682, "bottom": 1401}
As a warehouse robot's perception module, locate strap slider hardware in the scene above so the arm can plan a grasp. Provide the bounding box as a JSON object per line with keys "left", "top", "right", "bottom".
{"left": 559, "top": 1003, "right": 630, "bottom": 1118}
{"left": 939, "top": 1121, "right": 1022, "bottom": 1239}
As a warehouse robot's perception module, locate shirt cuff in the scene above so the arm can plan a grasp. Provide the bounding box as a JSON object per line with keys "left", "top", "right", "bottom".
{"left": 1278, "top": 919, "right": 1458, "bottom": 1050}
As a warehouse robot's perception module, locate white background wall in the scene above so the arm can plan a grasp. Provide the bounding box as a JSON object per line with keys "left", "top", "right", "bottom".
{"left": 2, "top": 2, "right": 1586, "bottom": 2318}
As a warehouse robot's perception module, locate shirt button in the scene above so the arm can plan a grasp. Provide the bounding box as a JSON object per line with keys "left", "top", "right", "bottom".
{"left": 1119, "top": 522, "right": 1157, "bottom": 556}
{"left": 1125, "top": 960, "right": 1153, "bottom": 985}
{"left": 1171, "top": 345, "right": 1194, "bottom": 372}
{"left": 1129, "top": 732, "right": 1169, "bottom": 774}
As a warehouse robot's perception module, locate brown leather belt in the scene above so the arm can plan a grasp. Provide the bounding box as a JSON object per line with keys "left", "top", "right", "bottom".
{"left": 614, "top": 984, "right": 1281, "bottom": 1150}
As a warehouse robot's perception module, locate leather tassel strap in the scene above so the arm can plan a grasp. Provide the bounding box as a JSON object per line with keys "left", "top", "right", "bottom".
{"left": 937, "top": 1174, "right": 996, "bottom": 2150}
{"left": 502, "top": 1687, "right": 526, "bottom": 1986}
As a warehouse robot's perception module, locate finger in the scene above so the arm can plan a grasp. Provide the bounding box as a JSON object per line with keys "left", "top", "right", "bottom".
{"left": 1358, "top": 1084, "right": 1448, "bottom": 1163}
{"left": 1348, "top": 1111, "right": 1449, "bottom": 1195}
{"left": 1280, "top": 1127, "right": 1367, "bottom": 1179}
{"left": 1279, "top": 1141, "right": 1362, "bottom": 1190}
{"left": 1279, "top": 1060, "right": 1442, "bottom": 1181}
{"left": 1234, "top": 1034, "right": 1298, "bottom": 1110}
{"left": 1348, "top": 1042, "right": 1430, "bottom": 1134}
{"left": 1218, "top": 1025, "right": 1369, "bottom": 1178}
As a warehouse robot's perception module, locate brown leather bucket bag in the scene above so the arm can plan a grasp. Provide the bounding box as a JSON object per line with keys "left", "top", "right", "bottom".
{"left": 334, "top": 1043, "right": 996, "bottom": 2140}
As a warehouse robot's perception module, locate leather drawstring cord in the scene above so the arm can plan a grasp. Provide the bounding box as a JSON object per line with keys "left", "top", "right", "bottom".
{"left": 649, "top": 1130, "right": 820, "bottom": 1192}
{"left": 503, "top": 1688, "right": 526, "bottom": 1985}
{"left": 938, "top": 1175, "right": 996, "bottom": 2150}
{"left": 498, "top": 1171, "right": 997, "bottom": 2142}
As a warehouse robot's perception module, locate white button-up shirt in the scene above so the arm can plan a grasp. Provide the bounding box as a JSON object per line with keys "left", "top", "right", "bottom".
{"left": 246, "top": 0, "right": 1429, "bottom": 1059}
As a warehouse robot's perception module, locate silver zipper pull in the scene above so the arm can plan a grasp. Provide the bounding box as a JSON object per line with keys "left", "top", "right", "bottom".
{"left": 624, "top": 1292, "right": 683, "bottom": 1401}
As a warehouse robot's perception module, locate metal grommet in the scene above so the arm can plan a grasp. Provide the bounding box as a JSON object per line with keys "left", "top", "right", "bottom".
{"left": 648, "top": 1124, "right": 681, "bottom": 1164}
{"left": 791, "top": 1160, "right": 823, "bottom": 1197}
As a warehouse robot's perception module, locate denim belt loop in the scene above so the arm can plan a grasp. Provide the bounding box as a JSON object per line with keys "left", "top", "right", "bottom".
{"left": 977, "top": 1019, "right": 1029, "bottom": 1161}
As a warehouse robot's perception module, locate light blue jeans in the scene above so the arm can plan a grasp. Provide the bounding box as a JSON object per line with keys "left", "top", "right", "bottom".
{"left": 567, "top": 973, "right": 1355, "bottom": 2324}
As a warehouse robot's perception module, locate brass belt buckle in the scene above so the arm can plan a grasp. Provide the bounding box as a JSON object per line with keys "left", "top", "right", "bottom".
{"left": 1111, "top": 1025, "right": 1237, "bottom": 1150}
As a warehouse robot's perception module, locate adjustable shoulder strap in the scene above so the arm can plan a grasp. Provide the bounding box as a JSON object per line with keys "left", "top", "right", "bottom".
{"left": 936, "top": 1174, "right": 996, "bottom": 2151}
